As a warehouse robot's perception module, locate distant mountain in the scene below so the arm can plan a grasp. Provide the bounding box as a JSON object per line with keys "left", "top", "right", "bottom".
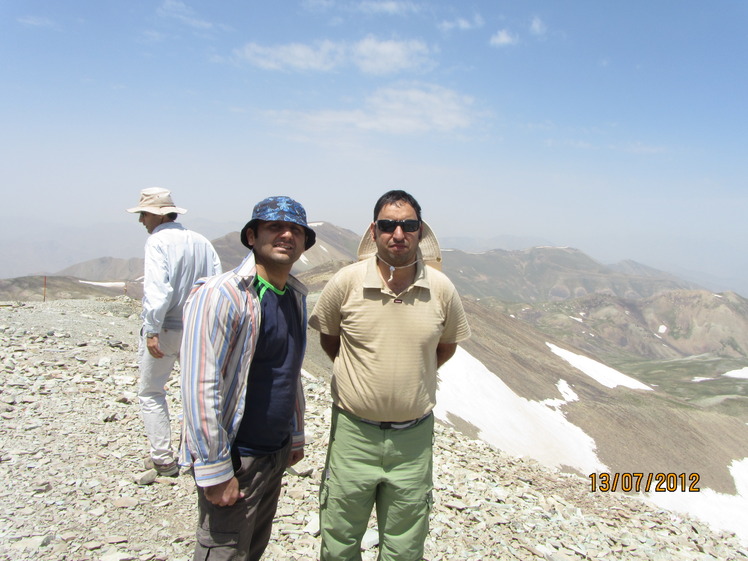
{"left": 58, "top": 257, "right": 145, "bottom": 283}
{"left": 442, "top": 246, "right": 701, "bottom": 302}
{"left": 56, "top": 222, "right": 360, "bottom": 283}
{"left": 607, "top": 258, "right": 691, "bottom": 279}
{"left": 440, "top": 234, "right": 554, "bottom": 252}
{"left": 2, "top": 222, "right": 714, "bottom": 308}
{"left": 0, "top": 276, "right": 128, "bottom": 301}
{"left": 503, "top": 290, "right": 748, "bottom": 361}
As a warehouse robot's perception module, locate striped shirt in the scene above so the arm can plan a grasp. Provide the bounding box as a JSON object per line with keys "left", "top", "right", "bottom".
{"left": 179, "top": 252, "right": 308, "bottom": 488}
{"left": 309, "top": 256, "right": 470, "bottom": 422}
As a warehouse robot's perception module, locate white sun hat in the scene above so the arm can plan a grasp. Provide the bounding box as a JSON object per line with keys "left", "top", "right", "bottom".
{"left": 356, "top": 220, "right": 442, "bottom": 270}
{"left": 126, "top": 187, "right": 187, "bottom": 215}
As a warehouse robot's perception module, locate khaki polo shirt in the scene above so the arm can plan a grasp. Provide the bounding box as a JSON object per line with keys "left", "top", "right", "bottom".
{"left": 309, "top": 256, "right": 471, "bottom": 422}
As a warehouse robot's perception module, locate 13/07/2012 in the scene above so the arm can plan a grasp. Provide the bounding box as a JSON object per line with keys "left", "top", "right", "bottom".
{"left": 589, "top": 472, "right": 700, "bottom": 492}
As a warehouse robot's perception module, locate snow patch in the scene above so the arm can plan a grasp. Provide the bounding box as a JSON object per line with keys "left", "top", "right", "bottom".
{"left": 646, "top": 458, "right": 748, "bottom": 546}
{"left": 546, "top": 343, "right": 651, "bottom": 391}
{"left": 79, "top": 280, "right": 126, "bottom": 288}
{"left": 436, "top": 347, "right": 606, "bottom": 475}
{"left": 724, "top": 367, "right": 748, "bottom": 380}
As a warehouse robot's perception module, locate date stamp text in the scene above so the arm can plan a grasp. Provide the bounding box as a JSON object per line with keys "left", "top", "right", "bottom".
{"left": 589, "top": 472, "right": 700, "bottom": 493}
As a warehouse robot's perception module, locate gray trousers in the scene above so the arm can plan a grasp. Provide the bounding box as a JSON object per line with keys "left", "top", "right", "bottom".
{"left": 193, "top": 442, "right": 291, "bottom": 561}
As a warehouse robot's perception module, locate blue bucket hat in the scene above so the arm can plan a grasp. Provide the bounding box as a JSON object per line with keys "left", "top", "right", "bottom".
{"left": 240, "top": 196, "right": 316, "bottom": 250}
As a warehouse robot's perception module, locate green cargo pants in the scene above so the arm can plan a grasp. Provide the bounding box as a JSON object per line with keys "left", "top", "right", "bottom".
{"left": 320, "top": 407, "right": 434, "bottom": 561}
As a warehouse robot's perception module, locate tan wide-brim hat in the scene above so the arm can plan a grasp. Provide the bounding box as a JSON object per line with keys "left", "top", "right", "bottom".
{"left": 126, "top": 187, "right": 187, "bottom": 215}
{"left": 357, "top": 220, "right": 442, "bottom": 270}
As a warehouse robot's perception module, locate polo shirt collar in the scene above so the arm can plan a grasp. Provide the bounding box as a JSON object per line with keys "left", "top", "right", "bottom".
{"left": 363, "top": 254, "right": 431, "bottom": 291}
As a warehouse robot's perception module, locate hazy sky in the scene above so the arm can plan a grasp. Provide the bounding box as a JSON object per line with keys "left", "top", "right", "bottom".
{"left": 2, "top": 1, "right": 747, "bottom": 289}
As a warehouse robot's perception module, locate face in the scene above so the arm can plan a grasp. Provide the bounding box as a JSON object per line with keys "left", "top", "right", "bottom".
{"left": 246, "top": 220, "right": 306, "bottom": 269}
{"left": 370, "top": 201, "right": 423, "bottom": 267}
{"left": 139, "top": 212, "right": 164, "bottom": 234}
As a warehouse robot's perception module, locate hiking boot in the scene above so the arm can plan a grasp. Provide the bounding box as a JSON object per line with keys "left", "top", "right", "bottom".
{"left": 144, "top": 458, "right": 179, "bottom": 477}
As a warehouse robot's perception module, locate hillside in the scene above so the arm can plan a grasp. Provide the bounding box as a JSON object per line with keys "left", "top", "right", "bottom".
{"left": 57, "top": 257, "right": 145, "bottom": 283}
{"left": 0, "top": 276, "right": 128, "bottom": 302}
{"left": 504, "top": 290, "right": 748, "bottom": 361}
{"left": 55, "top": 222, "right": 360, "bottom": 282}
{"left": 442, "top": 246, "right": 702, "bottom": 303}
{"left": 30, "top": 223, "right": 700, "bottom": 308}
{"left": 1, "top": 298, "right": 747, "bottom": 560}
{"left": 452, "top": 298, "right": 748, "bottom": 494}
{"left": 498, "top": 290, "right": 748, "bottom": 421}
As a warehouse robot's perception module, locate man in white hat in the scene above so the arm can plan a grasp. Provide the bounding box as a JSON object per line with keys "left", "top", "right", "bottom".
{"left": 309, "top": 190, "right": 470, "bottom": 561}
{"left": 127, "top": 187, "right": 222, "bottom": 476}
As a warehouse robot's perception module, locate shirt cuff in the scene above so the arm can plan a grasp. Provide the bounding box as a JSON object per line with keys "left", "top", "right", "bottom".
{"left": 192, "top": 458, "right": 234, "bottom": 488}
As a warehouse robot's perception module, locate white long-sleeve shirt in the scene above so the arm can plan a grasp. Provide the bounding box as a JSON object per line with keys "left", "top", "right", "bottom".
{"left": 141, "top": 221, "right": 222, "bottom": 334}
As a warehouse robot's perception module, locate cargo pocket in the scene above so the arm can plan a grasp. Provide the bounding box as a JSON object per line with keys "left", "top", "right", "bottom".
{"left": 194, "top": 527, "right": 239, "bottom": 560}
{"left": 319, "top": 479, "right": 330, "bottom": 510}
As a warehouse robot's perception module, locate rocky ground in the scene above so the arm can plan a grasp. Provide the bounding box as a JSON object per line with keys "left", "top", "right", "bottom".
{"left": 1, "top": 297, "right": 747, "bottom": 561}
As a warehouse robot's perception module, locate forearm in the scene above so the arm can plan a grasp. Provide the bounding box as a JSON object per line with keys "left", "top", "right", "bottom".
{"left": 436, "top": 342, "right": 457, "bottom": 368}
{"left": 319, "top": 333, "right": 341, "bottom": 361}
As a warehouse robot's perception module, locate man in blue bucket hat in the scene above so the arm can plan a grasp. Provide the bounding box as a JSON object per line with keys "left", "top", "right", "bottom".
{"left": 180, "top": 196, "right": 315, "bottom": 561}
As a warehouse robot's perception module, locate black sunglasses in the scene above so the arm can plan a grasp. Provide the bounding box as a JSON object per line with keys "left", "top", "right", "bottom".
{"left": 376, "top": 219, "right": 421, "bottom": 233}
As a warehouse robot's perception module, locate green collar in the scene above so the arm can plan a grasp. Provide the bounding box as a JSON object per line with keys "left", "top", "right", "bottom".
{"left": 255, "top": 274, "right": 286, "bottom": 301}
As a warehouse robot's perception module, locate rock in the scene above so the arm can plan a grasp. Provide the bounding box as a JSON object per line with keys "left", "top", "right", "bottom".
{"left": 303, "top": 517, "right": 320, "bottom": 536}
{"left": 361, "top": 528, "right": 379, "bottom": 550}
{"left": 100, "top": 547, "right": 135, "bottom": 561}
{"left": 135, "top": 470, "right": 158, "bottom": 485}
{"left": 113, "top": 497, "right": 139, "bottom": 508}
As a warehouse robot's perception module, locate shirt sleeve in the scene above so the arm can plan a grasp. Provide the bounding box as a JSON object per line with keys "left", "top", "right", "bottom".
{"left": 440, "top": 284, "right": 471, "bottom": 344}
{"left": 211, "top": 248, "right": 223, "bottom": 276}
{"left": 308, "top": 274, "right": 344, "bottom": 336}
{"left": 142, "top": 238, "right": 174, "bottom": 334}
{"left": 180, "top": 282, "right": 244, "bottom": 487}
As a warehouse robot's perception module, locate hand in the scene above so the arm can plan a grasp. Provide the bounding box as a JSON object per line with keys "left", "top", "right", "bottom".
{"left": 204, "top": 477, "right": 244, "bottom": 506}
{"left": 146, "top": 335, "right": 164, "bottom": 359}
{"left": 288, "top": 448, "right": 304, "bottom": 467}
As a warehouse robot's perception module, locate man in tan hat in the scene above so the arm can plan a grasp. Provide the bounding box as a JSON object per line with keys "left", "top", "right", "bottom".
{"left": 127, "top": 187, "right": 222, "bottom": 476}
{"left": 309, "top": 190, "right": 470, "bottom": 561}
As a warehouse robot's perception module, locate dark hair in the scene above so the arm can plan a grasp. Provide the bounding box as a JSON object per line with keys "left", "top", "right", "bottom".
{"left": 373, "top": 190, "right": 422, "bottom": 222}
{"left": 165, "top": 212, "right": 178, "bottom": 221}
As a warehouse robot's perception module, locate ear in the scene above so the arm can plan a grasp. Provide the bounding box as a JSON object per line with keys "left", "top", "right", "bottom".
{"left": 369, "top": 222, "right": 377, "bottom": 241}
{"left": 244, "top": 227, "right": 256, "bottom": 247}
{"left": 418, "top": 224, "right": 423, "bottom": 241}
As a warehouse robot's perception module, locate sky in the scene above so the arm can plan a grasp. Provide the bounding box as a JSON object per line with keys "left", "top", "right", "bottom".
{"left": 436, "top": 346, "right": 748, "bottom": 545}
{"left": 2, "top": 1, "right": 747, "bottom": 291}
